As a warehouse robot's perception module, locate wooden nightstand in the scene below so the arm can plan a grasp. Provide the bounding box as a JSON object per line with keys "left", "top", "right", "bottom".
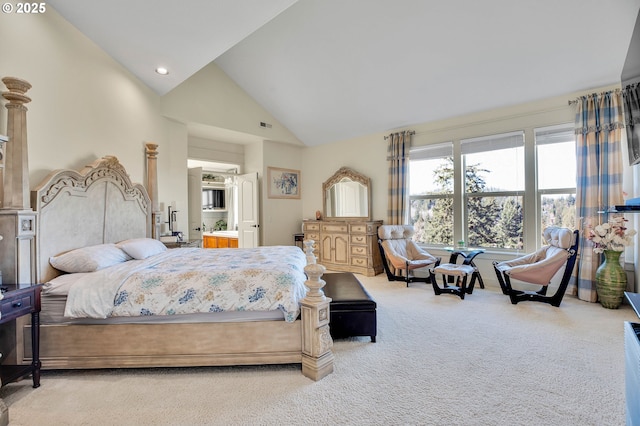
{"left": 0, "top": 284, "right": 42, "bottom": 388}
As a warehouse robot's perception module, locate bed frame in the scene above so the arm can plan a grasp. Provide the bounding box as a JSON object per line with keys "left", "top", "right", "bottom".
{"left": 4, "top": 78, "right": 333, "bottom": 381}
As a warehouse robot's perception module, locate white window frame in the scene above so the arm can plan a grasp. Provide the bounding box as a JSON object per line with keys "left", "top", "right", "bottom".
{"left": 408, "top": 142, "right": 454, "bottom": 246}
{"left": 535, "top": 123, "right": 577, "bottom": 242}
{"left": 461, "top": 131, "right": 525, "bottom": 250}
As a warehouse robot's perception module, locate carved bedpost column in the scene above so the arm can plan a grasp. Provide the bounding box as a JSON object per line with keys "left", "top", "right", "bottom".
{"left": 0, "top": 77, "right": 36, "bottom": 286}
{"left": 300, "top": 262, "right": 334, "bottom": 381}
{"left": 1, "top": 77, "right": 31, "bottom": 210}
{"left": 145, "top": 143, "right": 161, "bottom": 239}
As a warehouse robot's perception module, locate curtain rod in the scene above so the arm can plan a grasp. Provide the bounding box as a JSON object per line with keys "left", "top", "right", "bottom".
{"left": 384, "top": 130, "right": 415, "bottom": 140}
{"left": 568, "top": 87, "right": 630, "bottom": 106}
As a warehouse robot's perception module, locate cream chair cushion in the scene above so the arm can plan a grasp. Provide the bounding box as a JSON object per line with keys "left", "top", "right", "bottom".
{"left": 378, "top": 225, "right": 438, "bottom": 270}
{"left": 495, "top": 226, "right": 575, "bottom": 286}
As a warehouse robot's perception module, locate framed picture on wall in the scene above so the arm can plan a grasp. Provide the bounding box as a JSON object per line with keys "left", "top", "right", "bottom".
{"left": 267, "top": 167, "right": 300, "bottom": 199}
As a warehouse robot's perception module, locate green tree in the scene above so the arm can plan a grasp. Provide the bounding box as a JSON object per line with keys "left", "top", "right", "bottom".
{"left": 465, "top": 163, "right": 501, "bottom": 247}
{"left": 496, "top": 197, "right": 523, "bottom": 249}
{"left": 412, "top": 157, "right": 509, "bottom": 247}
{"left": 541, "top": 195, "right": 576, "bottom": 231}
{"left": 421, "top": 160, "right": 454, "bottom": 244}
{"left": 424, "top": 198, "right": 454, "bottom": 244}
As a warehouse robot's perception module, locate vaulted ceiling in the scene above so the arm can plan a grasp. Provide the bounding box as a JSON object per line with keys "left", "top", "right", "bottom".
{"left": 48, "top": 0, "right": 640, "bottom": 146}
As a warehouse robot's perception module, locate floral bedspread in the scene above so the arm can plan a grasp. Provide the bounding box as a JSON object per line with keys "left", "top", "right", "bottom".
{"left": 64, "top": 246, "right": 308, "bottom": 322}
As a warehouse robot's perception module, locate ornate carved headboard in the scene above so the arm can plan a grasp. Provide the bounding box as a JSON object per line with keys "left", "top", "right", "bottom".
{"left": 31, "top": 156, "right": 152, "bottom": 282}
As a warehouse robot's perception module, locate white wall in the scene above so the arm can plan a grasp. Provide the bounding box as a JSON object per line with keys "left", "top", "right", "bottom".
{"left": 159, "top": 119, "right": 189, "bottom": 234}
{"left": 262, "top": 140, "right": 304, "bottom": 246}
{"left": 161, "top": 62, "right": 302, "bottom": 148}
{"left": 0, "top": 8, "right": 188, "bottom": 233}
{"left": 301, "top": 135, "right": 388, "bottom": 222}
{"left": 188, "top": 137, "right": 245, "bottom": 169}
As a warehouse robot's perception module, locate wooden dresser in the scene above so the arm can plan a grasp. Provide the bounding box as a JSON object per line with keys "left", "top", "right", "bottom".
{"left": 303, "top": 220, "right": 383, "bottom": 276}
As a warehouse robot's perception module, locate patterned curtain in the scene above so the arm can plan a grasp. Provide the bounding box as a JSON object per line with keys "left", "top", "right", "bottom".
{"left": 386, "top": 131, "right": 411, "bottom": 225}
{"left": 574, "top": 90, "right": 625, "bottom": 302}
{"left": 623, "top": 82, "right": 640, "bottom": 164}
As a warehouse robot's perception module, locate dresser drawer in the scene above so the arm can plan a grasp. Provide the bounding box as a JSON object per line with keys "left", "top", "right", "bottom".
{"left": 350, "top": 224, "right": 369, "bottom": 234}
{"left": 321, "top": 223, "right": 348, "bottom": 233}
{"left": 304, "top": 232, "right": 320, "bottom": 241}
{"left": 0, "top": 293, "right": 35, "bottom": 321}
{"left": 351, "top": 257, "right": 370, "bottom": 268}
{"left": 351, "top": 234, "right": 367, "bottom": 245}
{"left": 351, "top": 245, "right": 369, "bottom": 256}
{"left": 304, "top": 222, "right": 320, "bottom": 232}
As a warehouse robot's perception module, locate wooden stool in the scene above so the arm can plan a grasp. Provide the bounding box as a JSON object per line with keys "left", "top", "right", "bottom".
{"left": 429, "top": 263, "right": 476, "bottom": 299}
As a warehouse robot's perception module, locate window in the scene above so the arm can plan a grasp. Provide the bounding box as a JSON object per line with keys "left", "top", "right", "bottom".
{"left": 408, "top": 143, "right": 453, "bottom": 245}
{"left": 535, "top": 124, "right": 576, "bottom": 241}
{"left": 461, "top": 132, "right": 525, "bottom": 250}
{"left": 409, "top": 127, "right": 576, "bottom": 252}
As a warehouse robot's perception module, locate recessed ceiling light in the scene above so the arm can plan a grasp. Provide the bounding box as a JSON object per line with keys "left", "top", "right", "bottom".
{"left": 155, "top": 67, "right": 169, "bottom": 75}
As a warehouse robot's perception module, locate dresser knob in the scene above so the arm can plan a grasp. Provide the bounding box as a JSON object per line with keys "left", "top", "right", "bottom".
{"left": 12, "top": 302, "right": 22, "bottom": 308}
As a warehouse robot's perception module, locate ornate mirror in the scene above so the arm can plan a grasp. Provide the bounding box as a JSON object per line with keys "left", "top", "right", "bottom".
{"left": 323, "top": 167, "right": 371, "bottom": 220}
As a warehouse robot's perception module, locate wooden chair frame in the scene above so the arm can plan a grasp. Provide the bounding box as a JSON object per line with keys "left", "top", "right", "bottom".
{"left": 378, "top": 238, "right": 441, "bottom": 287}
{"left": 493, "top": 230, "right": 579, "bottom": 307}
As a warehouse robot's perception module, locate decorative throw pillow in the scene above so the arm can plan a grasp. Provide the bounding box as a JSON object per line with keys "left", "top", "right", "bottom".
{"left": 117, "top": 238, "right": 167, "bottom": 260}
{"left": 50, "top": 243, "right": 131, "bottom": 273}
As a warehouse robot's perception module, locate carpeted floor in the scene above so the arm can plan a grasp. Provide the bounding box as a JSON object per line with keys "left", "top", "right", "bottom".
{"left": 1, "top": 274, "right": 637, "bottom": 425}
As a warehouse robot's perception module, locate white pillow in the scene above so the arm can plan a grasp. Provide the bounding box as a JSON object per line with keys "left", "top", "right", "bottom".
{"left": 43, "top": 272, "right": 90, "bottom": 296}
{"left": 117, "top": 238, "right": 167, "bottom": 260}
{"left": 50, "top": 244, "right": 131, "bottom": 273}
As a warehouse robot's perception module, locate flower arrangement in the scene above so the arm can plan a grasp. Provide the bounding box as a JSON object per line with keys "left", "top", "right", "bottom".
{"left": 587, "top": 216, "right": 636, "bottom": 253}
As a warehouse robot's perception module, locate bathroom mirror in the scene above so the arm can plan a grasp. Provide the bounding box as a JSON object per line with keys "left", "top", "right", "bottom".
{"left": 323, "top": 167, "right": 371, "bottom": 220}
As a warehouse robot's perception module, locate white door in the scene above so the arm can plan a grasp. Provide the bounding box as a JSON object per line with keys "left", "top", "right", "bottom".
{"left": 187, "top": 167, "right": 203, "bottom": 241}
{"left": 237, "top": 172, "right": 259, "bottom": 248}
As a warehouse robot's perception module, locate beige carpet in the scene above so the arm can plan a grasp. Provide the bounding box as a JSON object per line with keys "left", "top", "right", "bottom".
{"left": 1, "top": 274, "right": 637, "bottom": 426}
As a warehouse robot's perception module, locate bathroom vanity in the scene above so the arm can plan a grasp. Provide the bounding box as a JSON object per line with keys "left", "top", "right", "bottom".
{"left": 203, "top": 231, "right": 239, "bottom": 248}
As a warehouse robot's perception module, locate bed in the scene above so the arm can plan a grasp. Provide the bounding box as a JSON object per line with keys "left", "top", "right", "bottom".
{"left": 9, "top": 152, "right": 333, "bottom": 382}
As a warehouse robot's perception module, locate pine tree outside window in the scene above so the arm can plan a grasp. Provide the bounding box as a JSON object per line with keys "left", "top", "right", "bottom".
{"left": 408, "top": 142, "right": 454, "bottom": 246}
{"left": 461, "top": 131, "right": 525, "bottom": 250}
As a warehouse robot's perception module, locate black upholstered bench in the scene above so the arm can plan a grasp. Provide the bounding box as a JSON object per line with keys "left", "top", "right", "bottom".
{"left": 322, "top": 272, "right": 377, "bottom": 342}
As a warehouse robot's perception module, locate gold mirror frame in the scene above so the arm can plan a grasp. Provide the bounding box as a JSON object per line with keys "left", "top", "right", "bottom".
{"left": 322, "top": 167, "right": 371, "bottom": 220}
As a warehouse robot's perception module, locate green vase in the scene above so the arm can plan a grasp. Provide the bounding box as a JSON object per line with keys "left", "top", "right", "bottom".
{"left": 595, "top": 249, "right": 627, "bottom": 309}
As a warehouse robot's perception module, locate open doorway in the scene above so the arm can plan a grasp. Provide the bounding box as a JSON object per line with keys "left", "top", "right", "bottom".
{"left": 187, "top": 160, "right": 260, "bottom": 248}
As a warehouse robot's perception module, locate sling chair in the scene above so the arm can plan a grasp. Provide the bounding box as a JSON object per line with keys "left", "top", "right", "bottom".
{"left": 378, "top": 225, "right": 441, "bottom": 287}
{"left": 493, "top": 227, "right": 579, "bottom": 307}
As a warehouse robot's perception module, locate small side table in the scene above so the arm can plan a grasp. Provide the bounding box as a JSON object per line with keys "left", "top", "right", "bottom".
{"left": 0, "top": 284, "right": 42, "bottom": 388}
{"left": 444, "top": 247, "right": 485, "bottom": 289}
{"left": 294, "top": 233, "right": 304, "bottom": 249}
